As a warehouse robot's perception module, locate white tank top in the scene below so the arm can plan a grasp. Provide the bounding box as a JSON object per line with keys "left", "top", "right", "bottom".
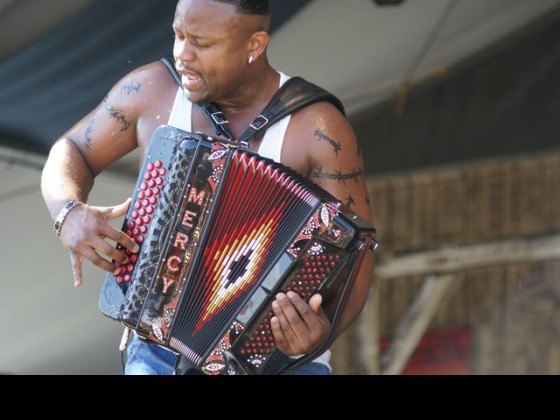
{"left": 168, "top": 72, "right": 291, "bottom": 163}
{"left": 166, "top": 73, "right": 332, "bottom": 372}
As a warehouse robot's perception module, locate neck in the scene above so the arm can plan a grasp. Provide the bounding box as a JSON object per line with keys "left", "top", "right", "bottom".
{"left": 209, "top": 67, "right": 279, "bottom": 140}
{"left": 219, "top": 65, "right": 279, "bottom": 110}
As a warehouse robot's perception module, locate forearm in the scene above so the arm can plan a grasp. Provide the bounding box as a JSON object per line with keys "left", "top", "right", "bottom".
{"left": 41, "top": 138, "right": 95, "bottom": 219}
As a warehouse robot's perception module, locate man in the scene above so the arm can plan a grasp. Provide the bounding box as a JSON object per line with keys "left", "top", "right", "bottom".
{"left": 41, "top": 0, "right": 376, "bottom": 375}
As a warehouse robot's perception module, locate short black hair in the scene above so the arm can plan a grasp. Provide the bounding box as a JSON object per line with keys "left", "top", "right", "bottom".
{"left": 212, "top": 0, "right": 270, "bottom": 16}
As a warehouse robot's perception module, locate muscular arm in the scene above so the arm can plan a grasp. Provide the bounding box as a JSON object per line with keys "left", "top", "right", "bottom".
{"left": 306, "top": 104, "right": 376, "bottom": 335}
{"left": 42, "top": 69, "right": 145, "bottom": 214}
{"left": 271, "top": 102, "right": 376, "bottom": 355}
{"left": 41, "top": 62, "right": 172, "bottom": 286}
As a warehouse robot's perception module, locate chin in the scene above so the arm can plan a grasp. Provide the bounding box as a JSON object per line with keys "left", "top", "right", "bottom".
{"left": 184, "top": 89, "right": 207, "bottom": 104}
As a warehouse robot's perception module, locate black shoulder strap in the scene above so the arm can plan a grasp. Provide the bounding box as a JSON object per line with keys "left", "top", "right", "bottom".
{"left": 196, "top": 102, "right": 234, "bottom": 140}
{"left": 160, "top": 57, "right": 235, "bottom": 139}
{"left": 238, "top": 76, "right": 345, "bottom": 144}
{"left": 160, "top": 56, "right": 182, "bottom": 87}
{"left": 160, "top": 57, "right": 345, "bottom": 143}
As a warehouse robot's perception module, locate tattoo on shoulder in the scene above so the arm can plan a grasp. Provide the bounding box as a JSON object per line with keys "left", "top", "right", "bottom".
{"left": 121, "top": 82, "right": 141, "bottom": 95}
{"left": 85, "top": 119, "right": 95, "bottom": 150}
{"left": 103, "top": 98, "right": 131, "bottom": 132}
{"left": 310, "top": 166, "right": 364, "bottom": 185}
{"left": 314, "top": 129, "right": 342, "bottom": 157}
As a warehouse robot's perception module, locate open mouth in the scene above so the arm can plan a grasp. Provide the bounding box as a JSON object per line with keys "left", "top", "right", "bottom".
{"left": 177, "top": 68, "right": 203, "bottom": 91}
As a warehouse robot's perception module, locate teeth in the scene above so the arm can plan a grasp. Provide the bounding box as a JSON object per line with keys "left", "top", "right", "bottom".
{"left": 181, "top": 71, "right": 202, "bottom": 90}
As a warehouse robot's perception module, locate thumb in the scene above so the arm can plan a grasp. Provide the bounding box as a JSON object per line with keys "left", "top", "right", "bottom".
{"left": 104, "top": 198, "right": 132, "bottom": 222}
{"left": 309, "top": 294, "right": 323, "bottom": 314}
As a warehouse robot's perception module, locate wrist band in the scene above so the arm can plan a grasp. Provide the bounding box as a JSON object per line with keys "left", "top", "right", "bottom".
{"left": 53, "top": 200, "right": 83, "bottom": 237}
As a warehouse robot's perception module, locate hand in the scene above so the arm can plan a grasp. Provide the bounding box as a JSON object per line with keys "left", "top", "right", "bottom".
{"left": 270, "top": 291, "right": 330, "bottom": 357}
{"left": 58, "top": 198, "right": 139, "bottom": 288}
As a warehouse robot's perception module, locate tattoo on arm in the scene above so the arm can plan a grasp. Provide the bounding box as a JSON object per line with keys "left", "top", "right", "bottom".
{"left": 310, "top": 166, "right": 364, "bottom": 185}
{"left": 103, "top": 98, "right": 131, "bottom": 132}
{"left": 85, "top": 119, "right": 95, "bottom": 150}
{"left": 345, "top": 194, "right": 356, "bottom": 209}
{"left": 314, "top": 129, "right": 342, "bottom": 157}
{"left": 121, "top": 82, "right": 141, "bottom": 95}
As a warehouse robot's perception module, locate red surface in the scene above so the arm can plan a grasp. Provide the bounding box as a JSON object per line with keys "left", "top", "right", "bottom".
{"left": 381, "top": 327, "right": 471, "bottom": 375}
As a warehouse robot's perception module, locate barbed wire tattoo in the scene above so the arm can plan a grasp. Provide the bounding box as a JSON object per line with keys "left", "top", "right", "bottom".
{"left": 85, "top": 119, "right": 95, "bottom": 150}
{"left": 314, "top": 129, "right": 342, "bottom": 157}
{"left": 103, "top": 97, "right": 130, "bottom": 132}
{"left": 310, "top": 166, "right": 364, "bottom": 185}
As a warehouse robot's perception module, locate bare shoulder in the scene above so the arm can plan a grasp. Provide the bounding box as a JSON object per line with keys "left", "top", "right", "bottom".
{"left": 284, "top": 100, "right": 370, "bottom": 221}
{"left": 61, "top": 60, "right": 179, "bottom": 174}
{"left": 284, "top": 100, "right": 361, "bottom": 175}
{"left": 291, "top": 99, "right": 352, "bottom": 130}
{"left": 106, "top": 60, "right": 178, "bottom": 110}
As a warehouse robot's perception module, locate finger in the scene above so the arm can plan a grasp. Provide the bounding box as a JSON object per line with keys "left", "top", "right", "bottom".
{"left": 271, "top": 293, "right": 304, "bottom": 354}
{"left": 99, "top": 202, "right": 140, "bottom": 255}
{"left": 286, "top": 291, "right": 315, "bottom": 319}
{"left": 108, "top": 228, "right": 140, "bottom": 255}
{"left": 271, "top": 294, "right": 291, "bottom": 334}
{"left": 89, "top": 234, "right": 131, "bottom": 266}
{"left": 281, "top": 291, "right": 313, "bottom": 333}
{"left": 89, "top": 223, "right": 136, "bottom": 261}
{"left": 286, "top": 292, "right": 330, "bottom": 348}
{"left": 274, "top": 293, "right": 304, "bottom": 332}
{"left": 79, "top": 243, "right": 120, "bottom": 275}
{"left": 69, "top": 251, "right": 84, "bottom": 288}
{"left": 271, "top": 295, "right": 291, "bottom": 352}
{"left": 270, "top": 312, "right": 291, "bottom": 355}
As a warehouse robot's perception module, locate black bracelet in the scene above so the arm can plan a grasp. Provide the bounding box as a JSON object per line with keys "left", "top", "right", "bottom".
{"left": 53, "top": 200, "right": 83, "bottom": 237}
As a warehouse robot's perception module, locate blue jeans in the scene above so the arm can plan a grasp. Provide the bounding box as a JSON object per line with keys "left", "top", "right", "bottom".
{"left": 124, "top": 335, "right": 331, "bottom": 375}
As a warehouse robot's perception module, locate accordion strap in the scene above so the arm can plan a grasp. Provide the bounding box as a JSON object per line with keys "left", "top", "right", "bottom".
{"left": 237, "top": 76, "right": 345, "bottom": 144}
{"left": 160, "top": 56, "right": 182, "bottom": 86}
{"left": 160, "top": 57, "right": 345, "bottom": 143}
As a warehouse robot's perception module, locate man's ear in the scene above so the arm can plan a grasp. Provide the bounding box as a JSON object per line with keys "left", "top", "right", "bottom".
{"left": 247, "top": 30, "right": 270, "bottom": 61}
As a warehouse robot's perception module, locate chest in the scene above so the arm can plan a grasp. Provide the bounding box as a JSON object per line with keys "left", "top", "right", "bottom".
{"left": 138, "top": 92, "right": 310, "bottom": 178}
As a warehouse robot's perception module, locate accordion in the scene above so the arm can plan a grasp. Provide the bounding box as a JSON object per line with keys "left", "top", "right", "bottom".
{"left": 99, "top": 125, "right": 377, "bottom": 375}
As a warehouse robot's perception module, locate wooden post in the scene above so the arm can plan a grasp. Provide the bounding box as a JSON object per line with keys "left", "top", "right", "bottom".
{"left": 376, "top": 233, "right": 560, "bottom": 279}
{"left": 380, "top": 274, "right": 456, "bottom": 375}
{"left": 357, "top": 277, "right": 382, "bottom": 374}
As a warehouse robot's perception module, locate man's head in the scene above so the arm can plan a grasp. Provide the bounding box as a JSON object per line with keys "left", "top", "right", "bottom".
{"left": 211, "top": 0, "right": 270, "bottom": 16}
{"left": 173, "top": 0, "right": 273, "bottom": 104}
{"left": 209, "top": 0, "right": 271, "bottom": 33}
